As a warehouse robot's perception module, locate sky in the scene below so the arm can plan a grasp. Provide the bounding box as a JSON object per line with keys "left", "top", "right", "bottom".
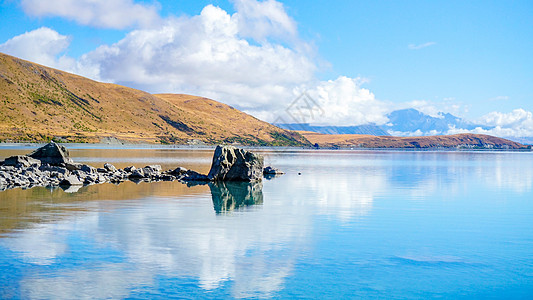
{"left": 0, "top": 0, "right": 532, "bottom": 137}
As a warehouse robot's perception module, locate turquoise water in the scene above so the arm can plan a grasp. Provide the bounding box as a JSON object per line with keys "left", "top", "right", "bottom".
{"left": 1, "top": 147, "right": 533, "bottom": 299}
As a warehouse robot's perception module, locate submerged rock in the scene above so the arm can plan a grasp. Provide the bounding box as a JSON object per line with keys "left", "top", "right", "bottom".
{"left": 207, "top": 145, "right": 264, "bottom": 182}
{"left": 29, "top": 141, "right": 73, "bottom": 165}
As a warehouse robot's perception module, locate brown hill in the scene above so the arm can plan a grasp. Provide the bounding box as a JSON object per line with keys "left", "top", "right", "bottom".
{"left": 0, "top": 52, "right": 308, "bottom": 146}
{"left": 301, "top": 131, "right": 527, "bottom": 149}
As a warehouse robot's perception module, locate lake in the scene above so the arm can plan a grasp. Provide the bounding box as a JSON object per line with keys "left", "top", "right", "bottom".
{"left": 1, "top": 145, "right": 533, "bottom": 299}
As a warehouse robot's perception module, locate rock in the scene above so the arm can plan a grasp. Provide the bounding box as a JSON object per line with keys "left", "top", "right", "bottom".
{"left": 263, "top": 166, "right": 284, "bottom": 175}
{"left": 142, "top": 165, "right": 161, "bottom": 178}
{"left": 129, "top": 168, "right": 145, "bottom": 179}
{"left": 124, "top": 166, "right": 136, "bottom": 173}
{"left": 3, "top": 155, "right": 41, "bottom": 168}
{"left": 169, "top": 167, "right": 188, "bottom": 176}
{"left": 65, "top": 163, "right": 82, "bottom": 171}
{"left": 182, "top": 170, "right": 210, "bottom": 181}
{"left": 104, "top": 163, "right": 117, "bottom": 172}
{"left": 59, "top": 175, "right": 83, "bottom": 187}
{"left": 207, "top": 145, "right": 264, "bottom": 182}
{"left": 29, "top": 141, "right": 73, "bottom": 165}
{"left": 161, "top": 174, "right": 176, "bottom": 181}
{"left": 80, "top": 164, "right": 97, "bottom": 174}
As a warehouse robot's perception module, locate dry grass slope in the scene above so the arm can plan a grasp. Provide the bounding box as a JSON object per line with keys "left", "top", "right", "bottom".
{"left": 0, "top": 52, "right": 309, "bottom": 146}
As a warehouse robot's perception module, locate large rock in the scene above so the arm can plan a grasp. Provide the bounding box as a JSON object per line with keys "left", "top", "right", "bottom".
{"left": 29, "top": 142, "right": 73, "bottom": 165}
{"left": 207, "top": 145, "right": 264, "bottom": 181}
{"left": 3, "top": 155, "right": 41, "bottom": 168}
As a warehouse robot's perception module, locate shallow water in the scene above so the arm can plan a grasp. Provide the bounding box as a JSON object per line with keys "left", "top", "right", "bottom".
{"left": 1, "top": 146, "right": 533, "bottom": 299}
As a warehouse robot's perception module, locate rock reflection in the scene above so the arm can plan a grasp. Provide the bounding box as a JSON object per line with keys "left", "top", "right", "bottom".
{"left": 209, "top": 181, "right": 263, "bottom": 213}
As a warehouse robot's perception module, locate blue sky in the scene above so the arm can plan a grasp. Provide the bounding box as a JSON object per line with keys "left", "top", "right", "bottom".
{"left": 1, "top": 0, "right": 532, "bottom": 137}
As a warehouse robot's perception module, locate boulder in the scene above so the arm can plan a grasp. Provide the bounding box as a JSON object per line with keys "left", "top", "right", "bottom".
{"left": 59, "top": 175, "right": 83, "bottom": 186}
{"left": 207, "top": 145, "right": 264, "bottom": 182}
{"left": 104, "top": 163, "right": 117, "bottom": 172}
{"left": 169, "top": 167, "right": 188, "bottom": 176}
{"left": 80, "top": 164, "right": 97, "bottom": 174}
{"left": 65, "top": 163, "right": 82, "bottom": 171}
{"left": 29, "top": 142, "right": 73, "bottom": 165}
{"left": 182, "top": 170, "right": 210, "bottom": 181}
{"left": 142, "top": 165, "right": 161, "bottom": 178}
{"left": 124, "top": 166, "right": 136, "bottom": 173}
{"left": 3, "top": 155, "right": 41, "bottom": 168}
{"left": 263, "top": 166, "right": 284, "bottom": 175}
{"left": 129, "top": 168, "right": 145, "bottom": 179}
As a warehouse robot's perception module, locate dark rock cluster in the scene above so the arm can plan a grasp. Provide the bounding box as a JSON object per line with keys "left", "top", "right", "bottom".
{"left": 0, "top": 142, "right": 281, "bottom": 192}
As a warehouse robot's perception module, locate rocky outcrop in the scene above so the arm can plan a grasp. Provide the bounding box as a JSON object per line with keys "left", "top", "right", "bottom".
{"left": 29, "top": 141, "right": 73, "bottom": 165}
{"left": 207, "top": 145, "right": 264, "bottom": 181}
{"left": 0, "top": 143, "right": 279, "bottom": 192}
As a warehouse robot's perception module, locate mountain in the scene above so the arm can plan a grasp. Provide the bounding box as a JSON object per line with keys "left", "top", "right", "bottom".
{"left": 385, "top": 108, "right": 491, "bottom": 135}
{"left": 274, "top": 123, "right": 390, "bottom": 136}
{"left": 300, "top": 132, "right": 527, "bottom": 149}
{"left": 275, "top": 109, "right": 489, "bottom": 137}
{"left": 0, "top": 53, "right": 309, "bottom": 146}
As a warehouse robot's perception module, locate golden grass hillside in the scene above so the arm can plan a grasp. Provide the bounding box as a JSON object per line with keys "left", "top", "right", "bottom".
{"left": 0, "top": 52, "right": 309, "bottom": 146}
{"left": 301, "top": 131, "right": 527, "bottom": 149}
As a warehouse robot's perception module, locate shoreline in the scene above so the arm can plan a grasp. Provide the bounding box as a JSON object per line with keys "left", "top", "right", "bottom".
{"left": 0, "top": 142, "right": 531, "bottom": 152}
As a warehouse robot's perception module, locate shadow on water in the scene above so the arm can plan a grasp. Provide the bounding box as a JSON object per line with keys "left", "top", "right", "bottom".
{"left": 209, "top": 181, "right": 263, "bottom": 213}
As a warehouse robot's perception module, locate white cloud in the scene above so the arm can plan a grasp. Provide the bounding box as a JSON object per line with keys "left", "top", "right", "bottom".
{"left": 75, "top": 4, "right": 316, "bottom": 114}
{"left": 444, "top": 109, "right": 533, "bottom": 138}
{"left": 5, "top": 0, "right": 529, "bottom": 134}
{"left": 233, "top": 0, "right": 297, "bottom": 42}
{"left": 0, "top": 27, "right": 75, "bottom": 69}
{"left": 20, "top": 0, "right": 161, "bottom": 29}
{"left": 408, "top": 42, "right": 436, "bottom": 50}
{"left": 294, "top": 76, "right": 389, "bottom": 126}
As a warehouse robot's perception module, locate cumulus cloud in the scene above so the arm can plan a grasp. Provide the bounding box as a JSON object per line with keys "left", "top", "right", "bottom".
{"left": 76, "top": 4, "right": 316, "bottom": 113}
{"left": 444, "top": 109, "right": 533, "bottom": 138}
{"left": 408, "top": 42, "right": 436, "bottom": 50}
{"left": 2, "top": 0, "right": 393, "bottom": 126}
{"left": 290, "top": 76, "right": 389, "bottom": 126}
{"left": 0, "top": 27, "right": 75, "bottom": 69}
{"left": 6, "top": 0, "right": 528, "bottom": 135}
{"left": 20, "top": 0, "right": 161, "bottom": 29}
{"left": 233, "top": 0, "right": 297, "bottom": 42}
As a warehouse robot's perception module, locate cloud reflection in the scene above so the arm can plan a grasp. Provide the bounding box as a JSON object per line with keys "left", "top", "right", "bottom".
{"left": 2, "top": 150, "right": 532, "bottom": 299}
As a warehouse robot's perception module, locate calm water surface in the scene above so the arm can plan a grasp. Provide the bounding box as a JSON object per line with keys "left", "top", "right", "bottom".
{"left": 1, "top": 145, "right": 533, "bottom": 299}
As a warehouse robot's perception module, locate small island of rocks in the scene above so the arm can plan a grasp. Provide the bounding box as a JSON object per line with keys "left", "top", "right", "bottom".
{"left": 0, "top": 142, "right": 283, "bottom": 192}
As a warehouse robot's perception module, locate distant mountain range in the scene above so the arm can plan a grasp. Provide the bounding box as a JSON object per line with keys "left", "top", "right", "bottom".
{"left": 277, "top": 108, "right": 494, "bottom": 137}
{"left": 274, "top": 123, "right": 390, "bottom": 136}
{"left": 385, "top": 108, "right": 492, "bottom": 134}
